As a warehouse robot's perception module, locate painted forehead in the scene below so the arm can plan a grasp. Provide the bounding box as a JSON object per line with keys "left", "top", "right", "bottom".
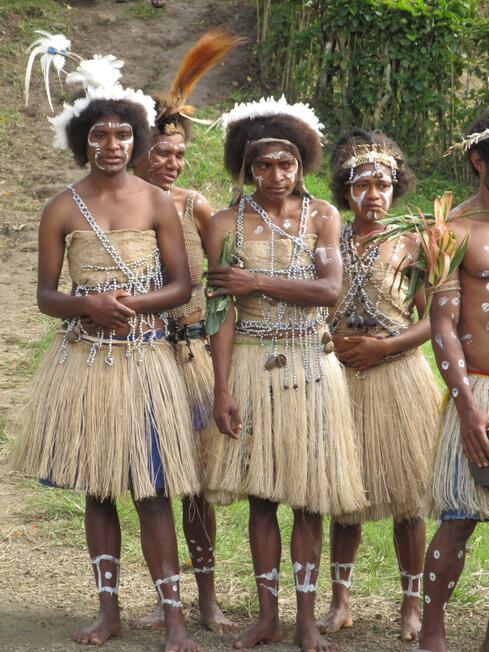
{"left": 350, "top": 163, "right": 393, "bottom": 182}
{"left": 149, "top": 138, "right": 186, "bottom": 153}
{"left": 89, "top": 121, "right": 133, "bottom": 132}
{"left": 253, "top": 147, "right": 297, "bottom": 162}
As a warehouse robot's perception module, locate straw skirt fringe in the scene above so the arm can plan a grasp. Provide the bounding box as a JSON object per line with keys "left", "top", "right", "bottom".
{"left": 339, "top": 349, "right": 439, "bottom": 525}
{"left": 425, "top": 374, "right": 489, "bottom": 519}
{"left": 11, "top": 334, "right": 200, "bottom": 501}
{"left": 205, "top": 340, "right": 367, "bottom": 516}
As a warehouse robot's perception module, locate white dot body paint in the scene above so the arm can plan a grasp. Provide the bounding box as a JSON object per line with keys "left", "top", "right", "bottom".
{"left": 443, "top": 602, "right": 447, "bottom": 610}
{"left": 105, "top": 571, "right": 112, "bottom": 580}
{"left": 283, "top": 220, "right": 291, "bottom": 230}
{"left": 458, "top": 550, "right": 464, "bottom": 558}
{"left": 254, "top": 225, "right": 264, "bottom": 235}
{"left": 208, "top": 547, "right": 213, "bottom": 552}
{"left": 190, "top": 539, "right": 195, "bottom": 544}
{"left": 429, "top": 572, "right": 436, "bottom": 581}
{"left": 196, "top": 546, "right": 202, "bottom": 551}
{"left": 425, "top": 595, "right": 431, "bottom": 604}
{"left": 452, "top": 297, "right": 459, "bottom": 305}
{"left": 463, "top": 377, "right": 470, "bottom": 385}
{"left": 483, "top": 303, "right": 489, "bottom": 312}
{"left": 452, "top": 388, "right": 459, "bottom": 398}
{"left": 485, "top": 245, "right": 489, "bottom": 253}
{"left": 208, "top": 558, "right": 212, "bottom": 563}
{"left": 461, "top": 333, "right": 473, "bottom": 343}
{"left": 197, "top": 557, "right": 203, "bottom": 562}
{"left": 434, "top": 549, "right": 440, "bottom": 559}
{"left": 448, "top": 581, "right": 455, "bottom": 589}
{"left": 311, "top": 209, "right": 318, "bottom": 218}
{"left": 486, "top": 282, "right": 489, "bottom": 291}
{"left": 450, "top": 331, "right": 457, "bottom": 339}
{"left": 438, "top": 296, "right": 448, "bottom": 306}
{"left": 434, "top": 334, "right": 444, "bottom": 349}
{"left": 197, "top": 198, "right": 203, "bottom": 204}
{"left": 458, "top": 359, "right": 465, "bottom": 367}
{"left": 480, "top": 271, "right": 489, "bottom": 278}
{"left": 441, "top": 361, "right": 449, "bottom": 370}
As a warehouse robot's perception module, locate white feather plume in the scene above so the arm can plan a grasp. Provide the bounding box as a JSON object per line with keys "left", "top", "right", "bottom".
{"left": 66, "top": 55, "right": 123, "bottom": 91}
{"left": 221, "top": 95, "right": 324, "bottom": 136}
{"left": 446, "top": 127, "right": 489, "bottom": 155}
{"left": 25, "top": 30, "right": 71, "bottom": 111}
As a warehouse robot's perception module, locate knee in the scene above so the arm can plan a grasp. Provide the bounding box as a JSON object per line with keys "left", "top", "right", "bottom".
{"left": 440, "top": 519, "right": 476, "bottom": 541}
{"left": 249, "top": 495, "right": 278, "bottom": 520}
{"left": 134, "top": 495, "right": 169, "bottom": 522}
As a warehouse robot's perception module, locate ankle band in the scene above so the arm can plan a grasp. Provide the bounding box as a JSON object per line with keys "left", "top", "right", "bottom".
{"left": 91, "top": 554, "right": 120, "bottom": 595}
{"left": 331, "top": 562, "right": 354, "bottom": 589}
{"left": 293, "top": 561, "right": 317, "bottom": 594}
{"left": 155, "top": 574, "right": 182, "bottom": 608}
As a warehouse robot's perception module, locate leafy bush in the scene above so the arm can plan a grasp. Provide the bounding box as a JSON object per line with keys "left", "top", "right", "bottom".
{"left": 256, "top": 0, "right": 489, "bottom": 179}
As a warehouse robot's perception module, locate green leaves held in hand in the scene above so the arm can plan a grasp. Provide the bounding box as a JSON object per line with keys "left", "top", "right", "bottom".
{"left": 205, "top": 232, "right": 237, "bottom": 336}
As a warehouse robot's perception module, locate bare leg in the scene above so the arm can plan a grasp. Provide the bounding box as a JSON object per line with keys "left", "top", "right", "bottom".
{"left": 133, "top": 490, "right": 200, "bottom": 652}
{"left": 418, "top": 519, "right": 476, "bottom": 652}
{"left": 183, "top": 495, "right": 235, "bottom": 632}
{"left": 292, "top": 511, "right": 336, "bottom": 652}
{"left": 73, "top": 495, "right": 123, "bottom": 646}
{"left": 318, "top": 521, "right": 360, "bottom": 634}
{"left": 393, "top": 517, "right": 425, "bottom": 641}
{"left": 233, "top": 496, "right": 283, "bottom": 649}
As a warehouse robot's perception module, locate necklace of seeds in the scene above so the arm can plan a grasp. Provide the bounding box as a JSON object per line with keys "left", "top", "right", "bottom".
{"left": 330, "top": 224, "right": 405, "bottom": 336}
{"left": 235, "top": 194, "right": 325, "bottom": 387}
{"left": 59, "top": 186, "right": 167, "bottom": 367}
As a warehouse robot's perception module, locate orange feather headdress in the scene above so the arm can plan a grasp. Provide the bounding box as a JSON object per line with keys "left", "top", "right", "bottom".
{"left": 153, "top": 29, "right": 242, "bottom": 139}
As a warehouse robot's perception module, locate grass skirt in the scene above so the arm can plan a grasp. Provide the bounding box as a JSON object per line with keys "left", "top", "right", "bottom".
{"left": 205, "top": 338, "right": 366, "bottom": 516}
{"left": 339, "top": 350, "right": 440, "bottom": 524}
{"left": 11, "top": 334, "right": 200, "bottom": 501}
{"left": 425, "top": 374, "right": 489, "bottom": 519}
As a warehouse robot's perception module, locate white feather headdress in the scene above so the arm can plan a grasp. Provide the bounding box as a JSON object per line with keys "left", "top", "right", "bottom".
{"left": 445, "top": 127, "right": 489, "bottom": 156}
{"left": 25, "top": 32, "right": 156, "bottom": 149}
{"left": 221, "top": 95, "right": 324, "bottom": 137}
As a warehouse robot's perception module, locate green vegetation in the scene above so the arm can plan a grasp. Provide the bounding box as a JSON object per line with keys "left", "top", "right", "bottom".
{"left": 256, "top": 0, "right": 489, "bottom": 179}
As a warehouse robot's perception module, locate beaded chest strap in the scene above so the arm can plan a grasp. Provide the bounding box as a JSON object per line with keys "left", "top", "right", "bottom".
{"left": 59, "top": 186, "right": 166, "bottom": 366}
{"left": 234, "top": 194, "right": 329, "bottom": 387}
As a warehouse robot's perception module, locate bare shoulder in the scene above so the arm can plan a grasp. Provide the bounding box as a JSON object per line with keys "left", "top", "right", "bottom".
{"left": 208, "top": 206, "right": 238, "bottom": 235}
{"left": 191, "top": 191, "right": 213, "bottom": 230}
{"left": 40, "top": 187, "right": 75, "bottom": 227}
{"left": 309, "top": 197, "right": 341, "bottom": 226}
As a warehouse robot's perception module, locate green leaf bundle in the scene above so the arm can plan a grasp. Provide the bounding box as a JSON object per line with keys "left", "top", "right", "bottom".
{"left": 205, "top": 232, "right": 237, "bottom": 336}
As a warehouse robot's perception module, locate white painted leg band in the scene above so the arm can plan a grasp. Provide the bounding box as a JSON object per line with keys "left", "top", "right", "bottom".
{"left": 91, "top": 554, "right": 120, "bottom": 595}
{"left": 401, "top": 571, "right": 423, "bottom": 598}
{"left": 331, "top": 562, "right": 354, "bottom": 589}
{"left": 155, "top": 574, "right": 182, "bottom": 608}
{"left": 193, "top": 566, "right": 215, "bottom": 574}
{"left": 256, "top": 568, "right": 279, "bottom": 597}
{"left": 293, "top": 561, "right": 317, "bottom": 593}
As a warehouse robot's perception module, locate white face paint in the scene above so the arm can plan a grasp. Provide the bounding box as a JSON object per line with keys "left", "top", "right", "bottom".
{"left": 284, "top": 160, "right": 298, "bottom": 184}
{"left": 434, "top": 334, "right": 444, "bottom": 349}
{"left": 350, "top": 185, "right": 367, "bottom": 212}
{"left": 261, "top": 150, "right": 291, "bottom": 160}
{"left": 252, "top": 171, "right": 264, "bottom": 188}
{"left": 88, "top": 121, "right": 133, "bottom": 172}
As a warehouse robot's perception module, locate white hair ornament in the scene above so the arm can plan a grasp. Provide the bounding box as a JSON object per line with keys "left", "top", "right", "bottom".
{"left": 221, "top": 95, "right": 324, "bottom": 137}
{"left": 445, "top": 127, "right": 489, "bottom": 155}
{"left": 25, "top": 32, "right": 156, "bottom": 150}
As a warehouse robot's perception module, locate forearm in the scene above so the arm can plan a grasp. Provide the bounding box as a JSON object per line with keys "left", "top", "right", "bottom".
{"left": 431, "top": 309, "right": 476, "bottom": 412}
{"left": 210, "top": 307, "right": 235, "bottom": 394}
{"left": 121, "top": 281, "right": 191, "bottom": 313}
{"left": 255, "top": 274, "right": 340, "bottom": 307}
{"left": 383, "top": 318, "right": 430, "bottom": 356}
{"left": 37, "top": 289, "right": 90, "bottom": 320}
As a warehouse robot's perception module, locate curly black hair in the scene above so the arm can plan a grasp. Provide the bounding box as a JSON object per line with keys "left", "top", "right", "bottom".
{"left": 224, "top": 113, "right": 323, "bottom": 183}
{"left": 66, "top": 98, "right": 151, "bottom": 167}
{"left": 330, "top": 128, "right": 415, "bottom": 210}
{"left": 466, "top": 108, "right": 489, "bottom": 176}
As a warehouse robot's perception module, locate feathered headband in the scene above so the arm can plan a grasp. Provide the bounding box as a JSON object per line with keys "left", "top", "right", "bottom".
{"left": 221, "top": 95, "right": 324, "bottom": 138}
{"left": 25, "top": 31, "right": 156, "bottom": 149}
{"left": 152, "top": 29, "right": 242, "bottom": 138}
{"left": 339, "top": 143, "right": 399, "bottom": 183}
{"left": 445, "top": 127, "right": 489, "bottom": 156}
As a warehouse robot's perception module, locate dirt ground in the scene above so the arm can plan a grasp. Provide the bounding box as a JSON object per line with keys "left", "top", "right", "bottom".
{"left": 0, "top": 1, "right": 486, "bottom": 650}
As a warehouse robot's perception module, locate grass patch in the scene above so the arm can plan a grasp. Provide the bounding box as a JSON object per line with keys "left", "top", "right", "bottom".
{"left": 123, "top": 1, "right": 164, "bottom": 20}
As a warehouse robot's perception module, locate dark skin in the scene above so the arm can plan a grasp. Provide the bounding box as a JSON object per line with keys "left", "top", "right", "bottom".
{"left": 320, "top": 164, "right": 429, "bottom": 642}
{"left": 39, "top": 114, "right": 199, "bottom": 651}
{"left": 133, "top": 132, "right": 235, "bottom": 633}
{"left": 418, "top": 151, "right": 489, "bottom": 652}
{"left": 204, "top": 144, "right": 340, "bottom": 651}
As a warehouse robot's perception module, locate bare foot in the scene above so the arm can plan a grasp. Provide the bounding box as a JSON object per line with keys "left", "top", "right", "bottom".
{"left": 73, "top": 610, "right": 123, "bottom": 646}
{"left": 199, "top": 601, "right": 237, "bottom": 634}
{"left": 417, "top": 633, "right": 448, "bottom": 652}
{"left": 294, "top": 621, "right": 337, "bottom": 652}
{"left": 165, "top": 622, "right": 201, "bottom": 652}
{"left": 400, "top": 597, "right": 421, "bottom": 641}
{"left": 233, "top": 617, "right": 282, "bottom": 649}
{"left": 317, "top": 603, "right": 353, "bottom": 634}
{"left": 133, "top": 603, "right": 165, "bottom": 630}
